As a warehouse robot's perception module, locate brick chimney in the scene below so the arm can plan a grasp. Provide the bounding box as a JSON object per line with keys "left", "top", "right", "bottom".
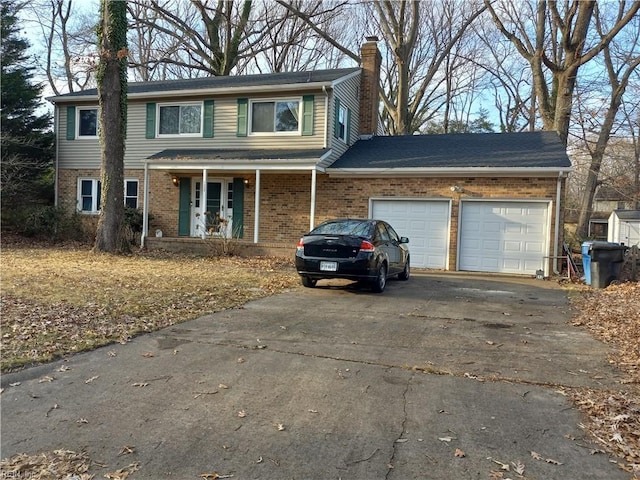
{"left": 359, "top": 36, "right": 381, "bottom": 136}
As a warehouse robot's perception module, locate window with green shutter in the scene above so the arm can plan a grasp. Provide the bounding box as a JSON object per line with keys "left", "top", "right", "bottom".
{"left": 203, "top": 100, "right": 214, "bottom": 138}
{"left": 302, "top": 95, "right": 314, "bottom": 136}
{"left": 145, "top": 103, "right": 156, "bottom": 139}
{"left": 237, "top": 98, "right": 248, "bottom": 137}
{"left": 66, "top": 106, "right": 76, "bottom": 140}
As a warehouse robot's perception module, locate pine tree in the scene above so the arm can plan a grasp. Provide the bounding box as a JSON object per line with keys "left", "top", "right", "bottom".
{"left": 1, "top": 0, "right": 54, "bottom": 210}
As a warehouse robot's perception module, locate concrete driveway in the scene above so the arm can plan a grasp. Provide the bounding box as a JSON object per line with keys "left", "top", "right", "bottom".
{"left": 1, "top": 273, "right": 628, "bottom": 479}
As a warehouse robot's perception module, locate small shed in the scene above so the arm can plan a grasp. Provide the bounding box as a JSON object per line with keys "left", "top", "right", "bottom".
{"left": 608, "top": 210, "right": 640, "bottom": 246}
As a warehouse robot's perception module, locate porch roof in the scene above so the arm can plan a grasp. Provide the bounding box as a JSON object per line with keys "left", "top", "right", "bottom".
{"left": 145, "top": 148, "right": 331, "bottom": 171}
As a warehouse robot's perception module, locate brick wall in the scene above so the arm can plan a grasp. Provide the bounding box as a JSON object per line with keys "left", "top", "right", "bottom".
{"left": 59, "top": 168, "right": 564, "bottom": 271}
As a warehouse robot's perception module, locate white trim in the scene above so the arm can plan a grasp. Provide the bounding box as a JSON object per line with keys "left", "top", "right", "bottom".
{"left": 48, "top": 71, "right": 362, "bottom": 103}
{"left": 76, "top": 106, "right": 99, "bottom": 139}
{"left": 156, "top": 101, "right": 203, "bottom": 137}
{"left": 327, "top": 167, "right": 572, "bottom": 178}
{"left": 310, "top": 169, "right": 317, "bottom": 231}
{"left": 248, "top": 97, "right": 302, "bottom": 136}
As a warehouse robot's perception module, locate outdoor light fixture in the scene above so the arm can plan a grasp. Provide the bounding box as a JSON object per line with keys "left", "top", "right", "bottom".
{"left": 172, "top": 176, "right": 180, "bottom": 187}
{"left": 450, "top": 185, "right": 463, "bottom": 193}
{"left": 244, "top": 178, "right": 250, "bottom": 186}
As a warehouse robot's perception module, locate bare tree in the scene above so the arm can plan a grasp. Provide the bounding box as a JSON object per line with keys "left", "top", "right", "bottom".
{"left": 94, "top": 0, "right": 128, "bottom": 253}
{"left": 25, "top": 0, "right": 98, "bottom": 94}
{"left": 571, "top": 6, "right": 640, "bottom": 239}
{"left": 484, "top": 0, "right": 639, "bottom": 145}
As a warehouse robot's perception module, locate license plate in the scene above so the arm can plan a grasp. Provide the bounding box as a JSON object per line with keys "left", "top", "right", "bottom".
{"left": 320, "top": 261, "right": 338, "bottom": 272}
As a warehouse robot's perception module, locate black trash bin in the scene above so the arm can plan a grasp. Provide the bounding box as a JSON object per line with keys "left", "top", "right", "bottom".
{"left": 589, "top": 241, "right": 627, "bottom": 288}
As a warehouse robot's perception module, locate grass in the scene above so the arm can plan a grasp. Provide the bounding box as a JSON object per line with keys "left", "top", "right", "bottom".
{"left": 0, "top": 241, "right": 300, "bottom": 371}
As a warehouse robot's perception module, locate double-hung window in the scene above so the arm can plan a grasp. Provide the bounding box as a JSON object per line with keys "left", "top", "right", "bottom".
{"left": 78, "top": 178, "right": 139, "bottom": 213}
{"left": 250, "top": 99, "right": 300, "bottom": 134}
{"left": 337, "top": 104, "right": 348, "bottom": 142}
{"left": 158, "top": 104, "right": 202, "bottom": 135}
{"left": 78, "top": 107, "right": 98, "bottom": 138}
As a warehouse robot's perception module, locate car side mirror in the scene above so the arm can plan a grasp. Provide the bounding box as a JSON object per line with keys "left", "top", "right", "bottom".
{"left": 400, "top": 237, "right": 409, "bottom": 244}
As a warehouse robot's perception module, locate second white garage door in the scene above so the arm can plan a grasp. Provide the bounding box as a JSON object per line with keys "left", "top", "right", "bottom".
{"left": 371, "top": 199, "right": 450, "bottom": 269}
{"left": 458, "top": 201, "right": 550, "bottom": 275}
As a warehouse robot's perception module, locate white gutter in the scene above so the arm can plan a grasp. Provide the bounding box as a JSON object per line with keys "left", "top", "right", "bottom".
{"left": 144, "top": 160, "right": 320, "bottom": 171}
{"left": 47, "top": 74, "right": 357, "bottom": 103}
{"left": 54, "top": 105, "right": 59, "bottom": 207}
{"left": 322, "top": 86, "right": 329, "bottom": 149}
{"left": 141, "top": 162, "right": 150, "bottom": 248}
{"left": 553, "top": 171, "right": 564, "bottom": 274}
{"left": 327, "top": 167, "right": 572, "bottom": 178}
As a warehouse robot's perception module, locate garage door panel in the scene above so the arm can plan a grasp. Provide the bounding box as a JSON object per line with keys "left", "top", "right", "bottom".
{"left": 459, "top": 201, "right": 549, "bottom": 275}
{"left": 372, "top": 200, "right": 449, "bottom": 269}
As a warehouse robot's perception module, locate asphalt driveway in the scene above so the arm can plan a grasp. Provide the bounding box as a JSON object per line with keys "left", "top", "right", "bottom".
{"left": 1, "top": 273, "right": 628, "bottom": 479}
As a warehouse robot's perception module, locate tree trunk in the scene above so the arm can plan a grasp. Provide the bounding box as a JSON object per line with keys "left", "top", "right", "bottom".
{"left": 94, "top": 0, "right": 128, "bottom": 253}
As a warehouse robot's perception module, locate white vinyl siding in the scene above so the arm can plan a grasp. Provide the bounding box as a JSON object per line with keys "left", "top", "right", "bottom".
{"left": 57, "top": 94, "right": 327, "bottom": 169}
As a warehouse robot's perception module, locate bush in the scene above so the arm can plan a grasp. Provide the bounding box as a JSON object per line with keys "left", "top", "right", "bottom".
{"left": 3, "top": 205, "right": 87, "bottom": 242}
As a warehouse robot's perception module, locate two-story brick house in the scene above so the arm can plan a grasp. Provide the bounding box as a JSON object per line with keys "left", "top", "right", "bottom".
{"left": 49, "top": 38, "right": 572, "bottom": 276}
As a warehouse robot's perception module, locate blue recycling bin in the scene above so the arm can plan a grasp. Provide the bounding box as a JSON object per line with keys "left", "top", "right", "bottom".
{"left": 582, "top": 241, "right": 594, "bottom": 285}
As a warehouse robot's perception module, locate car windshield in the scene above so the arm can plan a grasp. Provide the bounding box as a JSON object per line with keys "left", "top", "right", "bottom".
{"left": 311, "top": 220, "right": 372, "bottom": 237}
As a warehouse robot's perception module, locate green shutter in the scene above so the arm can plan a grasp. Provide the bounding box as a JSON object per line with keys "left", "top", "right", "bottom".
{"left": 145, "top": 103, "right": 156, "bottom": 139}
{"left": 232, "top": 177, "right": 244, "bottom": 238}
{"left": 302, "top": 95, "right": 314, "bottom": 136}
{"left": 334, "top": 98, "right": 341, "bottom": 138}
{"left": 237, "top": 98, "right": 248, "bottom": 137}
{"left": 66, "top": 106, "right": 76, "bottom": 140}
{"left": 203, "top": 100, "right": 214, "bottom": 138}
{"left": 178, "top": 178, "right": 191, "bottom": 236}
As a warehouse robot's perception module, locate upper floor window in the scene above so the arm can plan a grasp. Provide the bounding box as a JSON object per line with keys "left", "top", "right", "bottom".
{"left": 250, "top": 99, "right": 300, "bottom": 134}
{"left": 158, "top": 104, "right": 202, "bottom": 135}
{"left": 78, "top": 107, "right": 98, "bottom": 138}
{"left": 337, "top": 104, "right": 348, "bottom": 142}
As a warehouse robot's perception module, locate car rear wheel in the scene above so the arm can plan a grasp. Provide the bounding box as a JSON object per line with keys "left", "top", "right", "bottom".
{"left": 371, "top": 263, "right": 387, "bottom": 293}
{"left": 301, "top": 276, "right": 317, "bottom": 288}
{"left": 398, "top": 258, "right": 410, "bottom": 281}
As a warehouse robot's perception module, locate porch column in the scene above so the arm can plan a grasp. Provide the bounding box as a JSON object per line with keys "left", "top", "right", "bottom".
{"left": 141, "top": 162, "right": 149, "bottom": 248}
{"left": 310, "top": 168, "right": 317, "bottom": 231}
{"left": 201, "top": 169, "right": 208, "bottom": 239}
{"left": 254, "top": 169, "right": 261, "bottom": 243}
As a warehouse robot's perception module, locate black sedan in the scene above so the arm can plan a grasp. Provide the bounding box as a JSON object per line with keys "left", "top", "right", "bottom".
{"left": 295, "top": 218, "right": 410, "bottom": 293}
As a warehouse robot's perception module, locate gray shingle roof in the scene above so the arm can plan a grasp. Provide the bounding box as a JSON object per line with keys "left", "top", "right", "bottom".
{"left": 51, "top": 68, "right": 360, "bottom": 100}
{"left": 329, "top": 131, "right": 571, "bottom": 169}
{"left": 613, "top": 210, "right": 640, "bottom": 221}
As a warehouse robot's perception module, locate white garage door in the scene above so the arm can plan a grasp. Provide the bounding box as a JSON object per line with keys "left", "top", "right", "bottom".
{"left": 371, "top": 199, "right": 450, "bottom": 269}
{"left": 459, "top": 201, "right": 549, "bottom": 275}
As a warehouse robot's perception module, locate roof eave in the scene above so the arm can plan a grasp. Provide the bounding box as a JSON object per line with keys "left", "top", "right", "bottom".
{"left": 48, "top": 71, "right": 361, "bottom": 104}
{"left": 326, "top": 166, "right": 572, "bottom": 177}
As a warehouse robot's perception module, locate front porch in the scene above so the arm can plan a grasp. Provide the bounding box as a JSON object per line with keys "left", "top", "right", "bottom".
{"left": 144, "top": 235, "right": 293, "bottom": 260}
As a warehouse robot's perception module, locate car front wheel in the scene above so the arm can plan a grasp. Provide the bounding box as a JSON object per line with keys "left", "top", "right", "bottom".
{"left": 371, "top": 263, "right": 387, "bottom": 293}
{"left": 398, "top": 258, "right": 410, "bottom": 281}
{"left": 301, "top": 276, "right": 317, "bottom": 288}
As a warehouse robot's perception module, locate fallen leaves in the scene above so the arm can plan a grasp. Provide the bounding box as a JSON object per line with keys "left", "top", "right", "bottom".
{"left": 0, "top": 449, "right": 92, "bottom": 480}
{"left": 0, "top": 247, "right": 299, "bottom": 372}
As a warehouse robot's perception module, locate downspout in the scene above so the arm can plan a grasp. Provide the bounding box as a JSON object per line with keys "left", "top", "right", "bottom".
{"left": 322, "top": 86, "right": 329, "bottom": 149}
{"left": 310, "top": 168, "right": 317, "bottom": 231}
{"left": 141, "top": 162, "right": 149, "bottom": 248}
{"left": 553, "top": 171, "right": 564, "bottom": 275}
{"left": 54, "top": 104, "right": 59, "bottom": 207}
{"left": 253, "top": 169, "right": 261, "bottom": 243}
